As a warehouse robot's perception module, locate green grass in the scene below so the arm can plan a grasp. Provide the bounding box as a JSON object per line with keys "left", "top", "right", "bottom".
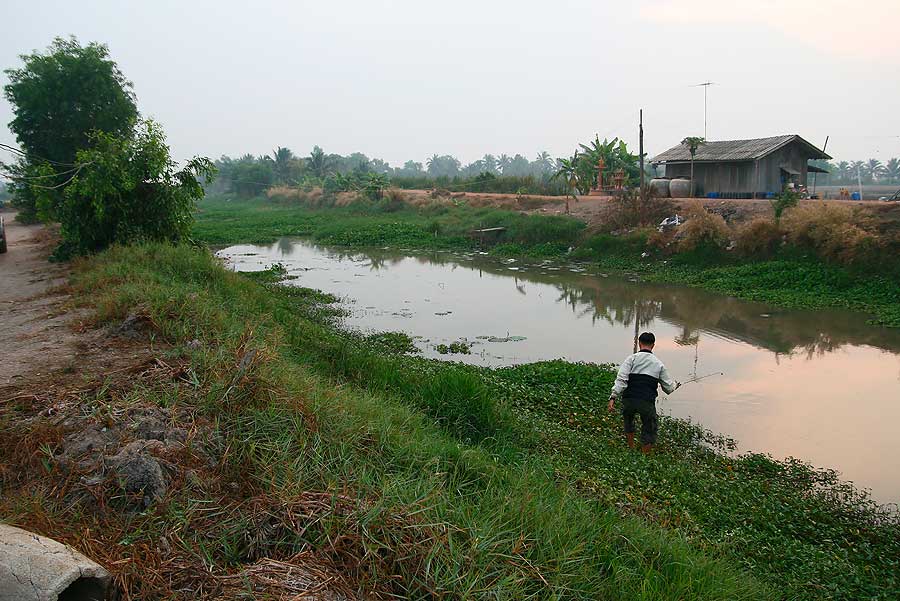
{"left": 49, "top": 243, "right": 900, "bottom": 599}
{"left": 193, "top": 196, "right": 900, "bottom": 326}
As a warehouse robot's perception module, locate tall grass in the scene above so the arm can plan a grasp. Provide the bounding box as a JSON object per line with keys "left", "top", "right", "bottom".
{"left": 53, "top": 242, "right": 778, "bottom": 600}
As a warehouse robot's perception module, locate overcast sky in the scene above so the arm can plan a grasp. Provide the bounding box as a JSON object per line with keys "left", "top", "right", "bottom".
{"left": 2, "top": 0, "right": 899, "bottom": 166}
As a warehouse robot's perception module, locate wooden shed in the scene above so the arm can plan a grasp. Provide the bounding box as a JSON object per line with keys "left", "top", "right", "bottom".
{"left": 650, "top": 135, "right": 831, "bottom": 198}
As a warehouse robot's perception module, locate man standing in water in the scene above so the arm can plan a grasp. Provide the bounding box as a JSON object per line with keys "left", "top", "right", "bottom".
{"left": 607, "top": 332, "right": 679, "bottom": 453}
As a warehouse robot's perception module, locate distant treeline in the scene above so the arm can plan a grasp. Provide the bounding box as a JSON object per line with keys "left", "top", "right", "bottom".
{"left": 211, "top": 139, "right": 651, "bottom": 198}
{"left": 810, "top": 158, "right": 900, "bottom": 186}
{"left": 210, "top": 146, "right": 570, "bottom": 197}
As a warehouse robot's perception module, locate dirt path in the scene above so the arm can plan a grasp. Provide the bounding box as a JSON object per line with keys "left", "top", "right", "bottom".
{"left": 0, "top": 213, "right": 85, "bottom": 386}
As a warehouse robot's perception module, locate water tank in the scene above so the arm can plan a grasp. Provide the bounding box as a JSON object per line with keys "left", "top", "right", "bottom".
{"left": 669, "top": 178, "right": 692, "bottom": 198}
{"left": 649, "top": 178, "right": 670, "bottom": 198}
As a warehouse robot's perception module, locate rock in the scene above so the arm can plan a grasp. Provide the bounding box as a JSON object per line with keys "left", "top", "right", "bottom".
{"left": 108, "top": 442, "right": 167, "bottom": 507}
{"left": 115, "top": 312, "right": 150, "bottom": 340}
{"left": 0, "top": 524, "right": 112, "bottom": 601}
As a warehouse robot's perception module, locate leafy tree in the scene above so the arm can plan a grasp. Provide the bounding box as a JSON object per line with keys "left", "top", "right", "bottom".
{"left": 230, "top": 159, "right": 275, "bottom": 197}
{"left": 3, "top": 36, "right": 138, "bottom": 221}
{"left": 481, "top": 154, "right": 498, "bottom": 175}
{"left": 47, "top": 120, "right": 214, "bottom": 255}
{"left": 680, "top": 136, "right": 706, "bottom": 198}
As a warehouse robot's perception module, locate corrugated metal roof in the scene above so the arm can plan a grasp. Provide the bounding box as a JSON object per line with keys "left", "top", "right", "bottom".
{"left": 650, "top": 135, "right": 830, "bottom": 163}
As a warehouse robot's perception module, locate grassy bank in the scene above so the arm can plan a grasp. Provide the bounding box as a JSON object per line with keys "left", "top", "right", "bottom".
{"left": 193, "top": 197, "right": 900, "bottom": 327}
{"left": 4, "top": 242, "right": 894, "bottom": 599}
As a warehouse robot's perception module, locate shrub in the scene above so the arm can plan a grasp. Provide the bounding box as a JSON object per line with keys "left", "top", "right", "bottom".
{"left": 781, "top": 204, "right": 881, "bottom": 265}
{"left": 604, "top": 190, "right": 676, "bottom": 232}
{"left": 770, "top": 189, "right": 800, "bottom": 221}
{"left": 734, "top": 218, "right": 783, "bottom": 257}
{"left": 676, "top": 200, "right": 731, "bottom": 252}
{"left": 52, "top": 120, "right": 213, "bottom": 256}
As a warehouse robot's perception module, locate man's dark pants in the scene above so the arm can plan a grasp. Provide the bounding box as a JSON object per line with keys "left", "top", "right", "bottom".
{"left": 622, "top": 397, "right": 658, "bottom": 445}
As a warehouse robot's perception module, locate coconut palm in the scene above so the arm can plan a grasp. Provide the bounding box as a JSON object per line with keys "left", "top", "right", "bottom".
{"left": 270, "top": 146, "right": 296, "bottom": 184}
{"left": 307, "top": 146, "right": 334, "bottom": 179}
{"left": 865, "top": 158, "right": 885, "bottom": 183}
{"left": 681, "top": 136, "right": 705, "bottom": 198}
{"left": 884, "top": 158, "right": 900, "bottom": 184}
{"left": 835, "top": 161, "right": 850, "bottom": 184}
{"left": 850, "top": 160, "right": 866, "bottom": 184}
{"left": 497, "top": 154, "right": 512, "bottom": 174}
{"left": 481, "top": 154, "right": 498, "bottom": 175}
{"left": 533, "top": 151, "right": 554, "bottom": 175}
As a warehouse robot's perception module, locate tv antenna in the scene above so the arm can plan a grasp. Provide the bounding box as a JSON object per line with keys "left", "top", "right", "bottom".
{"left": 691, "top": 81, "right": 716, "bottom": 139}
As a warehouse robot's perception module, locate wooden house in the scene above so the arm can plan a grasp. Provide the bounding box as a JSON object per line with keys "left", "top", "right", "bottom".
{"left": 650, "top": 135, "right": 831, "bottom": 198}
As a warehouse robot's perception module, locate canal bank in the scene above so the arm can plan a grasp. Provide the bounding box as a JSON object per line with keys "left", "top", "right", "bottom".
{"left": 217, "top": 238, "right": 900, "bottom": 505}
{"left": 51, "top": 241, "right": 899, "bottom": 599}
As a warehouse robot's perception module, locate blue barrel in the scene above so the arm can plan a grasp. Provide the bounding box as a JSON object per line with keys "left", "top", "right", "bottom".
{"left": 851, "top": 192, "right": 861, "bottom": 200}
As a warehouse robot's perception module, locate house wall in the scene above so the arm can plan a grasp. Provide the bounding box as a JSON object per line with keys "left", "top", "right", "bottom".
{"left": 659, "top": 140, "right": 817, "bottom": 196}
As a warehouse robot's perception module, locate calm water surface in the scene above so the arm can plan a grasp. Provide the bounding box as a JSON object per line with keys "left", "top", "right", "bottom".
{"left": 217, "top": 238, "right": 900, "bottom": 504}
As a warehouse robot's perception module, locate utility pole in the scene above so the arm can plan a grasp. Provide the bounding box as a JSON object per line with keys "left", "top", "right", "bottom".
{"left": 692, "top": 81, "right": 715, "bottom": 139}
{"left": 812, "top": 135, "right": 828, "bottom": 199}
{"left": 639, "top": 109, "right": 645, "bottom": 198}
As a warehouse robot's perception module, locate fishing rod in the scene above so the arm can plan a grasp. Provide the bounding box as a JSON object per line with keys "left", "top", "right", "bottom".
{"left": 678, "top": 371, "right": 724, "bottom": 387}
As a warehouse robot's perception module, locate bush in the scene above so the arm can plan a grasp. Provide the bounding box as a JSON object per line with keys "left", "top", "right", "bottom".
{"left": 604, "top": 190, "right": 676, "bottom": 232}
{"left": 781, "top": 204, "right": 881, "bottom": 265}
{"left": 734, "top": 218, "right": 783, "bottom": 257}
{"left": 52, "top": 120, "right": 213, "bottom": 256}
{"left": 676, "top": 200, "right": 731, "bottom": 252}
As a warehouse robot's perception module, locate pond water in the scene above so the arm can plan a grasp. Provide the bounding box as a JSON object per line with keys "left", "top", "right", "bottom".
{"left": 217, "top": 238, "right": 900, "bottom": 505}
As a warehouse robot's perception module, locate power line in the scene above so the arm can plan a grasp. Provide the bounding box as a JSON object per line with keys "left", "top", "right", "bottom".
{"left": 0, "top": 142, "right": 79, "bottom": 167}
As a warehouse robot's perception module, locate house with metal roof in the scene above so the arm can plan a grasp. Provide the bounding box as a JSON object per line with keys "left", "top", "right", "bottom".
{"left": 650, "top": 135, "right": 831, "bottom": 198}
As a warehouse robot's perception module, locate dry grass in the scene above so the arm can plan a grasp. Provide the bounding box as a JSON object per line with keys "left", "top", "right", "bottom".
{"left": 267, "top": 186, "right": 326, "bottom": 207}
{"left": 603, "top": 192, "right": 677, "bottom": 232}
{"left": 676, "top": 200, "right": 732, "bottom": 252}
{"left": 734, "top": 218, "right": 783, "bottom": 258}
{"left": 781, "top": 204, "right": 881, "bottom": 265}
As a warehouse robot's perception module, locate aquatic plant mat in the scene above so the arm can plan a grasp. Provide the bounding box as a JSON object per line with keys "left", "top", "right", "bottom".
{"left": 193, "top": 197, "right": 900, "bottom": 326}
{"left": 2, "top": 244, "right": 897, "bottom": 599}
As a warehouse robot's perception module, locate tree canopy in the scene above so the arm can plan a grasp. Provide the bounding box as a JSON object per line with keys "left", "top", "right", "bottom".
{"left": 4, "top": 36, "right": 138, "bottom": 166}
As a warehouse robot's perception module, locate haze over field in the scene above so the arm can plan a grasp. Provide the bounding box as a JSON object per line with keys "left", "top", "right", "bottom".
{"left": 2, "top": 0, "right": 899, "bottom": 166}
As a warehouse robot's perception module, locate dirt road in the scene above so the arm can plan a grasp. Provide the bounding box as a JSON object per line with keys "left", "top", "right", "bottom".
{"left": 0, "top": 213, "right": 80, "bottom": 385}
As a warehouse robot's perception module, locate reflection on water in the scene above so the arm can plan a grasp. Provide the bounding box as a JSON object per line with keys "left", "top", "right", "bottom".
{"left": 217, "top": 238, "right": 900, "bottom": 504}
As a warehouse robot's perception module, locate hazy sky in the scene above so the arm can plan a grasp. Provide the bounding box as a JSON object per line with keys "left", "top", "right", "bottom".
{"left": 2, "top": 0, "right": 899, "bottom": 166}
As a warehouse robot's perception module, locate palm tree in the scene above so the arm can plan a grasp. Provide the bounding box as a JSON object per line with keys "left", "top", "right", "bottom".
{"left": 850, "top": 160, "right": 866, "bottom": 185}
{"left": 271, "top": 146, "right": 295, "bottom": 184}
{"left": 866, "top": 158, "right": 885, "bottom": 183}
{"left": 835, "top": 161, "right": 850, "bottom": 184}
{"left": 307, "top": 146, "right": 334, "bottom": 179}
{"left": 884, "top": 158, "right": 900, "bottom": 184}
{"left": 497, "top": 154, "right": 512, "bottom": 175}
{"left": 533, "top": 151, "right": 554, "bottom": 175}
{"left": 681, "top": 136, "right": 705, "bottom": 198}
{"left": 481, "top": 154, "right": 498, "bottom": 175}
{"left": 552, "top": 151, "right": 581, "bottom": 213}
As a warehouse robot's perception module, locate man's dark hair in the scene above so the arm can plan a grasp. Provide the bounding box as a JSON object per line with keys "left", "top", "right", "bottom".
{"left": 638, "top": 332, "right": 656, "bottom": 346}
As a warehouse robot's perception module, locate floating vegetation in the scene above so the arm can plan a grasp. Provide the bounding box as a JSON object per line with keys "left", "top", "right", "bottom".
{"left": 477, "top": 335, "right": 527, "bottom": 343}
{"left": 435, "top": 340, "right": 473, "bottom": 354}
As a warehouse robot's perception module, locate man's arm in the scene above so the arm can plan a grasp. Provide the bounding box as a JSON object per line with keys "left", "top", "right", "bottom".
{"left": 607, "top": 355, "right": 633, "bottom": 410}
{"left": 659, "top": 363, "right": 679, "bottom": 395}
